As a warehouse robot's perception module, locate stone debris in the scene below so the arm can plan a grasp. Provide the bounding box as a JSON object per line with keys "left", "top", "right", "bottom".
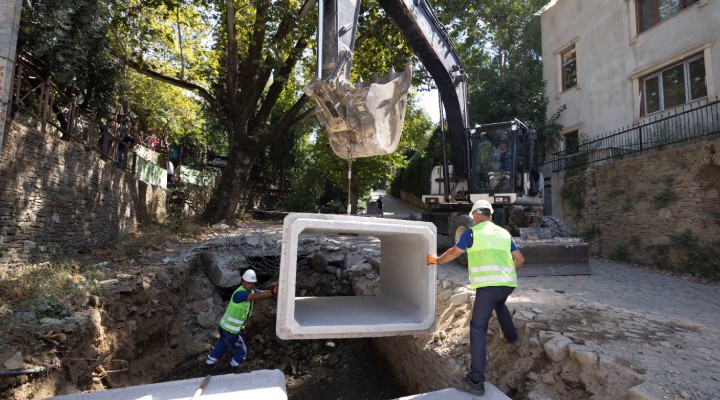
{"left": 5, "top": 226, "right": 719, "bottom": 400}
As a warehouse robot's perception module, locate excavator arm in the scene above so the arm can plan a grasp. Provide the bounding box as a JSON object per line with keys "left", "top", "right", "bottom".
{"left": 376, "top": 0, "right": 470, "bottom": 178}
{"left": 306, "top": 0, "right": 471, "bottom": 176}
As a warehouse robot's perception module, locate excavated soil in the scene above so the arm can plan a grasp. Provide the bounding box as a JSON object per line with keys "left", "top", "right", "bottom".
{"left": 1, "top": 222, "right": 719, "bottom": 400}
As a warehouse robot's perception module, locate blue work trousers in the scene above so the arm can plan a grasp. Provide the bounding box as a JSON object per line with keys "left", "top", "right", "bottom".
{"left": 468, "top": 285, "right": 517, "bottom": 384}
{"left": 209, "top": 327, "right": 247, "bottom": 366}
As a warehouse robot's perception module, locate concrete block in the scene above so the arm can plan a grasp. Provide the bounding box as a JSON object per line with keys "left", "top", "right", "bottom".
{"left": 397, "top": 383, "right": 510, "bottom": 399}
{"left": 48, "top": 370, "right": 287, "bottom": 399}
{"left": 277, "top": 213, "right": 436, "bottom": 339}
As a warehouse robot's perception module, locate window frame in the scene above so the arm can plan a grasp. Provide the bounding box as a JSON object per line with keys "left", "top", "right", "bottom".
{"left": 564, "top": 130, "right": 580, "bottom": 155}
{"left": 640, "top": 53, "right": 706, "bottom": 116}
{"left": 636, "top": 0, "right": 700, "bottom": 33}
{"left": 560, "top": 44, "right": 577, "bottom": 92}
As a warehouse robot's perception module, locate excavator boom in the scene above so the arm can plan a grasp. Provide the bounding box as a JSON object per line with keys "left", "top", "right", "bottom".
{"left": 306, "top": 0, "right": 591, "bottom": 277}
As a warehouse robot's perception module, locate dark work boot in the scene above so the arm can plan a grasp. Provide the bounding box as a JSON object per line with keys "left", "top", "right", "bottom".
{"left": 452, "top": 376, "right": 485, "bottom": 396}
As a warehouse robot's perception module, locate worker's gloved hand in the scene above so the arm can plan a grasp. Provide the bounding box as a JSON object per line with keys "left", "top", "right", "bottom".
{"left": 272, "top": 285, "right": 278, "bottom": 296}
{"left": 426, "top": 256, "right": 439, "bottom": 265}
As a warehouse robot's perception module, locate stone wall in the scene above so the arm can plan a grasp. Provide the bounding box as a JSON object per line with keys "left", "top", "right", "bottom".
{"left": 560, "top": 139, "right": 720, "bottom": 275}
{"left": 0, "top": 122, "right": 167, "bottom": 266}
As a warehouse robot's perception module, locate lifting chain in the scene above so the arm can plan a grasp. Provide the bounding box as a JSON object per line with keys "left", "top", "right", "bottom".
{"left": 346, "top": 143, "right": 354, "bottom": 215}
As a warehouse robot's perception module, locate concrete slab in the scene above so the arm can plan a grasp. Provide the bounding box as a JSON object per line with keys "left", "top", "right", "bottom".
{"left": 397, "top": 382, "right": 510, "bottom": 399}
{"left": 277, "top": 213, "right": 436, "bottom": 339}
{"left": 47, "top": 370, "right": 287, "bottom": 400}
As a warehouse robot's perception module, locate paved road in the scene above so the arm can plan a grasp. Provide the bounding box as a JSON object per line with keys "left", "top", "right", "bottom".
{"left": 522, "top": 259, "right": 720, "bottom": 329}
{"left": 369, "top": 191, "right": 425, "bottom": 218}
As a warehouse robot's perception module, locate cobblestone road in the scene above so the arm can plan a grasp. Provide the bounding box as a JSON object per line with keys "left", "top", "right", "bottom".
{"left": 379, "top": 192, "right": 720, "bottom": 398}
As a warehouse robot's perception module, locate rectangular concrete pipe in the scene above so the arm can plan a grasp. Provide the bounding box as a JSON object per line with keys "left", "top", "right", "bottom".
{"left": 277, "top": 213, "right": 437, "bottom": 339}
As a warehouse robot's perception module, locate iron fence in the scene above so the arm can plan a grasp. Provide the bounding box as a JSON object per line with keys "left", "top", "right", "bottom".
{"left": 543, "top": 100, "right": 720, "bottom": 172}
{"left": 9, "top": 56, "right": 137, "bottom": 173}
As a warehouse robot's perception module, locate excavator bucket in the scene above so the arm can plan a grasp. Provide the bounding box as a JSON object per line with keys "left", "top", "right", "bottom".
{"left": 305, "top": 64, "right": 412, "bottom": 159}
{"left": 515, "top": 235, "right": 591, "bottom": 277}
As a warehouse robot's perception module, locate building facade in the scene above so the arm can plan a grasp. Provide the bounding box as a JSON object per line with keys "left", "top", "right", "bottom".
{"left": 539, "top": 0, "right": 719, "bottom": 150}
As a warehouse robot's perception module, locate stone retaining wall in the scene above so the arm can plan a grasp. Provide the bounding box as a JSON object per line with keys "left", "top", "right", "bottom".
{"left": 560, "top": 139, "right": 720, "bottom": 273}
{"left": 0, "top": 122, "right": 166, "bottom": 266}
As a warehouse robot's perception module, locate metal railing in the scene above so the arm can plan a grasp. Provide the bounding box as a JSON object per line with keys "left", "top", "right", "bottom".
{"left": 9, "top": 56, "right": 137, "bottom": 173}
{"left": 543, "top": 100, "right": 720, "bottom": 172}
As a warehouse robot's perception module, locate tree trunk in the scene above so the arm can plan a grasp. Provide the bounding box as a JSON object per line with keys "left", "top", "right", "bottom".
{"left": 349, "top": 180, "right": 359, "bottom": 215}
{"left": 202, "top": 139, "right": 261, "bottom": 224}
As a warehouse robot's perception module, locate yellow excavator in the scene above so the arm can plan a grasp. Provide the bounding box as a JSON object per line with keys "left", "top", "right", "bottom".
{"left": 305, "top": 0, "right": 590, "bottom": 277}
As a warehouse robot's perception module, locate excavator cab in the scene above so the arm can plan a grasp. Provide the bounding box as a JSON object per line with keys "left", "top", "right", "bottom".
{"left": 469, "top": 120, "right": 542, "bottom": 201}
{"left": 304, "top": 0, "right": 412, "bottom": 159}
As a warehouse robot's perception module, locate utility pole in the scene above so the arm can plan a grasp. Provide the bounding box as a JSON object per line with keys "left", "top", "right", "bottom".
{"left": 0, "top": 0, "right": 22, "bottom": 154}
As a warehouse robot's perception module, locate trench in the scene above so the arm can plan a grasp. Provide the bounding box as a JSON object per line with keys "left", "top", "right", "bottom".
{"left": 119, "top": 250, "right": 624, "bottom": 400}
{"left": 3, "top": 241, "right": 644, "bottom": 400}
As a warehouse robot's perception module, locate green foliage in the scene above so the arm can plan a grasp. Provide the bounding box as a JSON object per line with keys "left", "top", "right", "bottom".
{"left": 581, "top": 225, "right": 601, "bottom": 241}
{"left": 647, "top": 230, "right": 720, "bottom": 280}
{"left": 18, "top": 0, "right": 119, "bottom": 114}
{"left": 127, "top": 71, "right": 211, "bottom": 145}
{"left": 390, "top": 124, "right": 446, "bottom": 198}
{"left": 622, "top": 196, "right": 634, "bottom": 212}
{"left": 608, "top": 188, "right": 625, "bottom": 197}
{"left": 670, "top": 230, "right": 720, "bottom": 279}
{"left": 434, "top": 0, "right": 554, "bottom": 146}
{"left": 284, "top": 97, "right": 432, "bottom": 213}
{"left": 391, "top": 149, "right": 431, "bottom": 198}
{"left": 609, "top": 244, "right": 632, "bottom": 263}
{"left": 653, "top": 188, "right": 679, "bottom": 208}
{"left": 561, "top": 175, "right": 586, "bottom": 217}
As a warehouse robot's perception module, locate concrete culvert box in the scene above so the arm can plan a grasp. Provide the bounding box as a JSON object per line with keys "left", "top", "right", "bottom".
{"left": 277, "top": 213, "right": 437, "bottom": 339}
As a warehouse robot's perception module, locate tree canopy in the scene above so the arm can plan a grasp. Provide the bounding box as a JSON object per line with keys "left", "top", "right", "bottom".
{"left": 16, "top": 0, "right": 558, "bottom": 220}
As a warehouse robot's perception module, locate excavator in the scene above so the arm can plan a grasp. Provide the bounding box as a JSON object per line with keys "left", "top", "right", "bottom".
{"left": 305, "top": 0, "right": 590, "bottom": 277}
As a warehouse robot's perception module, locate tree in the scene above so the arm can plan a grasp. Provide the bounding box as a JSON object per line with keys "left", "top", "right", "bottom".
{"left": 431, "top": 0, "right": 549, "bottom": 123}
{"left": 124, "top": 70, "right": 208, "bottom": 147}
{"left": 17, "top": 0, "right": 119, "bottom": 119}
{"left": 110, "top": 0, "right": 423, "bottom": 223}
{"left": 291, "top": 95, "right": 432, "bottom": 214}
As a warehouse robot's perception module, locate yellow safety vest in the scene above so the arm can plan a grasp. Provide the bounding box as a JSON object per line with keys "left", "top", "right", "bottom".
{"left": 466, "top": 221, "right": 517, "bottom": 289}
{"left": 219, "top": 286, "right": 254, "bottom": 334}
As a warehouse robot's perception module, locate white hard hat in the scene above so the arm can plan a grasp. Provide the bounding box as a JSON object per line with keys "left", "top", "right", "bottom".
{"left": 242, "top": 269, "right": 258, "bottom": 283}
{"left": 469, "top": 200, "right": 493, "bottom": 217}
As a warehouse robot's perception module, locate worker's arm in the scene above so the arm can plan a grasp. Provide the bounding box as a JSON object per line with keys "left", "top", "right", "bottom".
{"left": 511, "top": 249, "right": 524, "bottom": 269}
{"left": 427, "top": 246, "right": 464, "bottom": 265}
{"left": 248, "top": 286, "right": 278, "bottom": 301}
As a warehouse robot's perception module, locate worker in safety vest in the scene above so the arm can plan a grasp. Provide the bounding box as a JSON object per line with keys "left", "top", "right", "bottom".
{"left": 205, "top": 269, "right": 277, "bottom": 368}
{"left": 426, "top": 199, "right": 524, "bottom": 396}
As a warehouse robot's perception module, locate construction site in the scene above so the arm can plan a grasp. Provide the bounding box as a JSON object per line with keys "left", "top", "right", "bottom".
{"left": 0, "top": 195, "right": 719, "bottom": 399}
{"left": 2, "top": 0, "right": 720, "bottom": 398}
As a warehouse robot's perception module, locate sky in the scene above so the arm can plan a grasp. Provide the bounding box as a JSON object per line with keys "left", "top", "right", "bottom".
{"left": 418, "top": 88, "right": 440, "bottom": 124}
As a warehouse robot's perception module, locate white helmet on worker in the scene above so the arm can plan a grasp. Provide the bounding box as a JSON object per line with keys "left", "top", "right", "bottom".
{"left": 242, "top": 269, "right": 258, "bottom": 283}
{"left": 469, "top": 200, "right": 493, "bottom": 217}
